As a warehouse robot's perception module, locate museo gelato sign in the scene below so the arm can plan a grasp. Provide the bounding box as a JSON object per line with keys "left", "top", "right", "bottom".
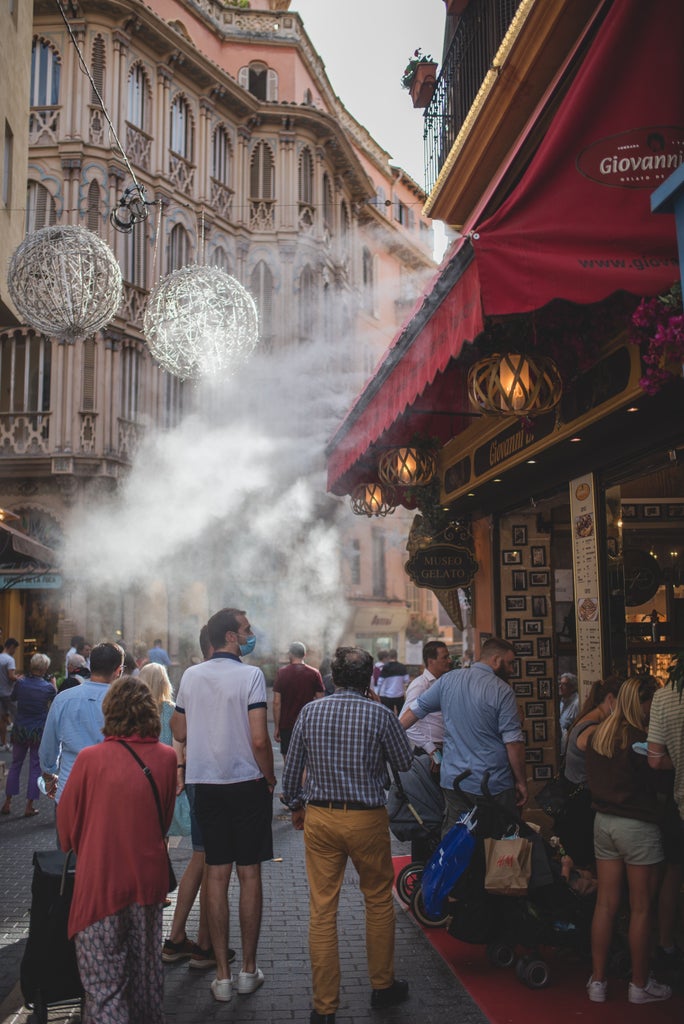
{"left": 577, "top": 126, "right": 684, "bottom": 189}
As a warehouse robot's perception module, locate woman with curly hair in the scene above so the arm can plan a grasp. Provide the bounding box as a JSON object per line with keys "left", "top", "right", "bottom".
{"left": 58, "top": 675, "right": 176, "bottom": 1024}
{"left": 1, "top": 653, "right": 55, "bottom": 817}
{"left": 585, "top": 675, "right": 671, "bottom": 1005}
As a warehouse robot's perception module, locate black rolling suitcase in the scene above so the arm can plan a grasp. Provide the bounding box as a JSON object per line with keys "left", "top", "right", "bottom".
{"left": 20, "top": 850, "right": 83, "bottom": 1023}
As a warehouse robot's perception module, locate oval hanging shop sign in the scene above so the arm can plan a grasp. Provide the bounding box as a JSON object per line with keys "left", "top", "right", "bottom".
{"left": 577, "top": 126, "right": 684, "bottom": 190}
{"left": 405, "top": 544, "right": 478, "bottom": 591}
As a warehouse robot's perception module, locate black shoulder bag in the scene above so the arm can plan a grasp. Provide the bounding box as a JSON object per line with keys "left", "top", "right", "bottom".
{"left": 119, "top": 740, "right": 177, "bottom": 893}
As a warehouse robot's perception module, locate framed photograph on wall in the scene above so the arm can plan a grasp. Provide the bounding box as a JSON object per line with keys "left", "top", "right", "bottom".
{"left": 502, "top": 549, "right": 522, "bottom": 565}
{"left": 530, "top": 571, "right": 550, "bottom": 587}
{"left": 531, "top": 596, "right": 547, "bottom": 617}
{"left": 531, "top": 546, "right": 546, "bottom": 567}
{"left": 525, "top": 748, "right": 543, "bottom": 764}
{"left": 537, "top": 638, "right": 552, "bottom": 659}
{"left": 505, "top": 619, "right": 520, "bottom": 639}
{"left": 526, "top": 661, "right": 546, "bottom": 676}
{"left": 537, "top": 678, "right": 552, "bottom": 699}
{"left": 512, "top": 525, "right": 528, "bottom": 546}
{"left": 514, "top": 641, "right": 533, "bottom": 657}
{"left": 512, "top": 570, "right": 527, "bottom": 591}
{"left": 523, "top": 619, "right": 543, "bottom": 635}
{"left": 509, "top": 658, "right": 521, "bottom": 679}
{"left": 514, "top": 682, "right": 533, "bottom": 697}
{"left": 532, "top": 721, "right": 548, "bottom": 742}
{"left": 534, "top": 765, "right": 553, "bottom": 781}
{"left": 525, "top": 701, "right": 546, "bottom": 717}
{"left": 506, "top": 595, "right": 527, "bottom": 612}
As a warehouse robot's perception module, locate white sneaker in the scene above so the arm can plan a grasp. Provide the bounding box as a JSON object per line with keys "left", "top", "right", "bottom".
{"left": 586, "top": 976, "right": 607, "bottom": 1002}
{"left": 210, "top": 977, "right": 232, "bottom": 1002}
{"left": 628, "top": 976, "right": 672, "bottom": 1004}
{"left": 236, "top": 967, "right": 264, "bottom": 994}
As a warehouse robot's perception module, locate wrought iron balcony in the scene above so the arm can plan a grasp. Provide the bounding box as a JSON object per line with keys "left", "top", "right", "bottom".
{"left": 424, "top": 0, "right": 523, "bottom": 194}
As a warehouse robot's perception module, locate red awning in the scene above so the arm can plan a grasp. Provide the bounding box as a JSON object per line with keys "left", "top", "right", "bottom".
{"left": 327, "top": 0, "right": 681, "bottom": 494}
{"left": 326, "top": 250, "right": 483, "bottom": 491}
{"left": 474, "top": 0, "right": 682, "bottom": 314}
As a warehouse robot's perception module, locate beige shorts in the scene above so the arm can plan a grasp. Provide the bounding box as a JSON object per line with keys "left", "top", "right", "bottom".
{"left": 593, "top": 811, "right": 663, "bottom": 866}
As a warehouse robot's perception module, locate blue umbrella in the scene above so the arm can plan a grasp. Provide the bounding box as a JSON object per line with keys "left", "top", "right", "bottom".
{"left": 421, "top": 807, "right": 477, "bottom": 917}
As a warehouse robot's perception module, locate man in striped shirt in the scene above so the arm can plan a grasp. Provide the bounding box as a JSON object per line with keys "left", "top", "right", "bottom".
{"left": 283, "top": 646, "right": 413, "bottom": 1024}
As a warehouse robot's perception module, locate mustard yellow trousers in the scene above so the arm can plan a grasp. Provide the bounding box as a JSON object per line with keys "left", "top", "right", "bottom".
{"left": 304, "top": 804, "right": 396, "bottom": 1015}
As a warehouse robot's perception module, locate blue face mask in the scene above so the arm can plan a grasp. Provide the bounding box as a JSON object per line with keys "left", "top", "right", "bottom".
{"left": 239, "top": 635, "right": 256, "bottom": 657}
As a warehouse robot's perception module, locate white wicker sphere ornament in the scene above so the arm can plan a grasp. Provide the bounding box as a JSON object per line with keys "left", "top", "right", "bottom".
{"left": 143, "top": 264, "right": 259, "bottom": 380}
{"left": 7, "top": 224, "right": 123, "bottom": 341}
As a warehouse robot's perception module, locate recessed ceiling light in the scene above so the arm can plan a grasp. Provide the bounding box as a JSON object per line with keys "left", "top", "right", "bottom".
{"left": 467, "top": 492, "right": 475, "bottom": 497}
{"left": 493, "top": 478, "right": 502, "bottom": 483}
{"left": 570, "top": 436, "right": 582, "bottom": 443}
{"left": 627, "top": 406, "right": 639, "bottom": 413}
{"left": 527, "top": 459, "right": 536, "bottom": 465}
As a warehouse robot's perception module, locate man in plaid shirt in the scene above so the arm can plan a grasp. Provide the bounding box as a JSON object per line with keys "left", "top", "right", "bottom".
{"left": 282, "top": 646, "right": 413, "bottom": 1024}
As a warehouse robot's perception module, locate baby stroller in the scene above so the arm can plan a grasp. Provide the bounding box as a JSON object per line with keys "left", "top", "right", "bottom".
{"left": 414, "top": 772, "right": 597, "bottom": 989}
{"left": 387, "top": 753, "right": 445, "bottom": 907}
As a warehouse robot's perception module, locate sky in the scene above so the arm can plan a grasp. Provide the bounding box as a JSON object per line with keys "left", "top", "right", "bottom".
{"left": 292, "top": 0, "right": 446, "bottom": 188}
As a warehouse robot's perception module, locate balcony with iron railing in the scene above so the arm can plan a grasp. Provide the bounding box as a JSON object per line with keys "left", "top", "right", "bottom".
{"left": 423, "top": 0, "right": 523, "bottom": 194}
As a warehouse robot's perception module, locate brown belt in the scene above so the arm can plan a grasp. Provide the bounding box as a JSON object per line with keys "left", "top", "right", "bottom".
{"left": 307, "top": 799, "right": 381, "bottom": 811}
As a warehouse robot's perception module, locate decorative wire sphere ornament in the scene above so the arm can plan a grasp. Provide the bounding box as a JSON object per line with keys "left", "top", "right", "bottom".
{"left": 350, "top": 482, "right": 397, "bottom": 518}
{"left": 7, "top": 224, "right": 123, "bottom": 341}
{"left": 143, "top": 264, "right": 259, "bottom": 380}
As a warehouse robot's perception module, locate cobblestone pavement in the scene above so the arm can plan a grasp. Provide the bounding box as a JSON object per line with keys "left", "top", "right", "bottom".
{"left": 0, "top": 745, "right": 488, "bottom": 1024}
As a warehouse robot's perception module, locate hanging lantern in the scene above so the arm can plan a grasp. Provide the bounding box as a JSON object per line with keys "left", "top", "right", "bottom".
{"left": 350, "top": 482, "right": 397, "bottom": 518}
{"left": 468, "top": 352, "right": 562, "bottom": 416}
{"left": 378, "top": 445, "right": 437, "bottom": 488}
{"left": 7, "top": 224, "right": 123, "bottom": 341}
{"left": 144, "top": 264, "right": 259, "bottom": 380}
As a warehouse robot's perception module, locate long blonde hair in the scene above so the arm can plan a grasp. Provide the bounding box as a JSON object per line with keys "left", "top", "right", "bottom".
{"left": 590, "top": 675, "right": 657, "bottom": 757}
{"left": 138, "top": 661, "right": 173, "bottom": 708}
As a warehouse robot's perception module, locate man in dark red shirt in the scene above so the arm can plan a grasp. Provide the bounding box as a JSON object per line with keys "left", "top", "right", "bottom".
{"left": 273, "top": 642, "right": 324, "bottom": 757}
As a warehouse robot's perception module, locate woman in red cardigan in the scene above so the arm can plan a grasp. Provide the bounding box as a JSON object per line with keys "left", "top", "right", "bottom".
{"left": 58, "top": 674, "right": 176, "bottom": 1024}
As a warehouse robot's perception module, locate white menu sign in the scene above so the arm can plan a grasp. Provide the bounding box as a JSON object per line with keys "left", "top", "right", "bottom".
{"left": 570, "top": 473, "right": 604, "bottom": 695}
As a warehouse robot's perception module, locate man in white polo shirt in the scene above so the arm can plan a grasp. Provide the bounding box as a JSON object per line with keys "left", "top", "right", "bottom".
{"left": 171, "top": 607, "right": 276, "bottom": 1004}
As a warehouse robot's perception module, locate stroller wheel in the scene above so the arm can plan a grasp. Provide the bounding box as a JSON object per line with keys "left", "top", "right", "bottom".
{"left": 396, "top": 862, "right": 423, "bottom": 906}
{"left": 487, "top": 941, "right": 515, "bottom": 969}
{"left": 410, "top": 887, "right": 449, "bottom": 928}
{"left": 516, "top": 956, "right": 551, "bottom": 989}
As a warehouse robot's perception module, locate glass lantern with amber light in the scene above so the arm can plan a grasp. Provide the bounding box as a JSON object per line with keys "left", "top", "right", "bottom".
{"left": 468, "top": 352, "right": 562, "bottom": 416}
{"left": 378, "top": 446, "right": 437, "bottom": 488}
{"left": 350, "top": 482, "right": 397, "bottom": 518}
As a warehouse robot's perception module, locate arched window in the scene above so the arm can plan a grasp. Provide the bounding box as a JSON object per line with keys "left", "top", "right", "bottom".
{"left": 212, "top": 125, "right": 231, "bottom": 186}
{"left": 298, "top": 147, "right": 313, "bottom": 206}
{"left": 239, "top": 63, "right": 278, "bottom": 101}
{"left": 322, "top": 173, "right": 333, "bottom": 233}
{"left": 123, "top": 218, "right": 148, "bottom": 288}
{"left": 30, "top": 37, "right": 60, "bottom": 106}
{"left": 170, "top": 94, "right": 193, "bottom": 159}
{"left": 25, "top": 180, "right": 56, "bottom": 233}
{"left": 120, "top": 345, "right": 141, "bottom": 422}
{"left": 299, "top": 265, "right": 315, "bottom": 343}
{"left": 168, "top": 223, "right": 191, "bottom": 273}
{"left": 362, "top": 246, "right": 374, "bottom": 315}
{"left": 0, "top": 331, "right": 51, "bottom": 415}
{"left": 127, "top": 64, "right": 149, "bottom": 131}
{"left": 90, "top": 35, "right": 105, "bottom": 104}
{"left": 250, "top": 261, "right": 273, "bottom": 346}
{"left": 210, "top": 246, "right": 231, "bottom": 274}
{"left": 250, "top": 142, "right": 274, "bottom": 199}
{"left": 86, "top": 180, "right": 100, "bottom": 232}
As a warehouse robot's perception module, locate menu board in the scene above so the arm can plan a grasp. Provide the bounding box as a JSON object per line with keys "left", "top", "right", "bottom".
{"left": 570, "top": 473, "right": 604, "bottom": 691}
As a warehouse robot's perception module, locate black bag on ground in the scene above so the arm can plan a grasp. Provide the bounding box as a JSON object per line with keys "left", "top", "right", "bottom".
{"left": 20, "top": 850, "right": 83, "bottom": 1011}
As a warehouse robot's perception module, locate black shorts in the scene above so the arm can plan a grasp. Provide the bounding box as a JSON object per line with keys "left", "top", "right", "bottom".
{"left": 194, "top": 778, "right": 273, "bottom": 867}
{"left": 279, "top": 727, "right": 293, "bottom": 757}
{"left": 380, "top": 695, "right": 403, "bottom": 714}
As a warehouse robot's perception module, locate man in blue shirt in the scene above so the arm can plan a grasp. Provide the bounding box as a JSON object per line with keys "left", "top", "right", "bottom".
{"left": 39, "top": 641, "right": 125, "bottom": 804}
{"left": 400, "top": 637, "right": 526, "bottom": 831}
{"left": 147, "top": 639, "right": 171, "bottom": 667}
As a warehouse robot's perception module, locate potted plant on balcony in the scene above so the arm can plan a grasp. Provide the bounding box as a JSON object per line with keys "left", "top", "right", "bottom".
{"left": 401, "top": 49, "right": 438, "bottom": 109}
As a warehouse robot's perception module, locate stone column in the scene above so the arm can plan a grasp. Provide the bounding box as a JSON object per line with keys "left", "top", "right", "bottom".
{"left": 278, "top": 127, "right": 296, "bottom": 231}
{"left": 236, "top": 125, "right": 251, "bottom": 229}
{"left": 155, "top": 66, "right": 173, "bottom": 177}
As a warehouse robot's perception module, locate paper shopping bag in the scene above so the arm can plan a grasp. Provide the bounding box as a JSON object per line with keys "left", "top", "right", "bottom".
{"left": 483, "top": 836, "right": 533, "bottom": 897}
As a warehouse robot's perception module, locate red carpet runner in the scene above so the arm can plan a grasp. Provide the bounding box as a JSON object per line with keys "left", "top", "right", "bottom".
{"left": 393, "top": 856, "right": 681, "bottom": 1024}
